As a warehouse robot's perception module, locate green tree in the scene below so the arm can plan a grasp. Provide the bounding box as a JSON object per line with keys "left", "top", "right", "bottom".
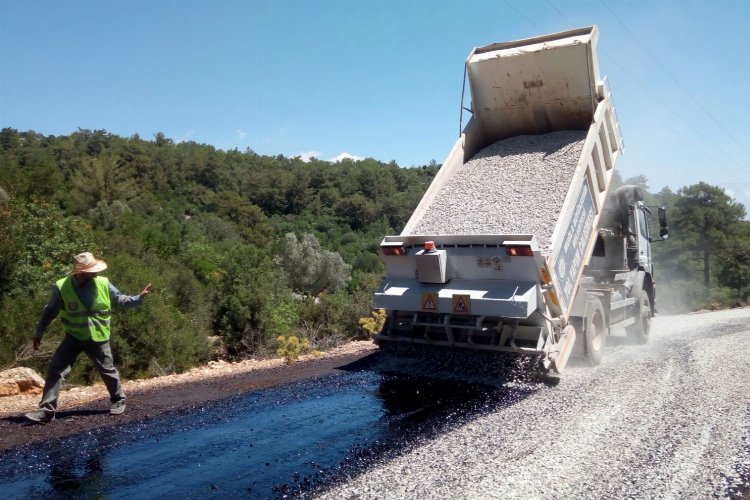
{"left": 214, "top": 244, "right": 287, "bottom": 356}
{"left": 622, "top": 174, "right": 649, "bottom": 191}
{"left": 67, "top": 155, "right": 136, "bottom": 215}
{"left": 278, "top": 233, "right": 352, "bottom": 295}
{"left": 670, "top": 182, "right": 746, "bottom": 288}
{"left": 0, "top": 199, "right": 97, "bottom": 296}
{"left": 717, "top": 241, "right": 750, "bottom": 300}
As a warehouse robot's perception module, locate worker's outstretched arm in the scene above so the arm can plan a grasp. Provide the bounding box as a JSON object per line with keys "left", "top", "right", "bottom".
{"left": 109, "top": 282, "right": 151, "bottom": 309}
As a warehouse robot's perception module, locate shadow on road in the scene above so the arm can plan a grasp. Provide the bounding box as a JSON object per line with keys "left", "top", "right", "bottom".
{"left": 3, "top": 408, "right": 109, "bottom": 427}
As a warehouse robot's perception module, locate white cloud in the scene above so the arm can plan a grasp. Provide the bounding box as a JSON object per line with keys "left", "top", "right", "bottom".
{"left": 719, "top": 183, "right": 750, "bottom": 218}
{"left": 294, "top": 150, "right": 365, "bottom": 163}
{"left": 237, "top": 129, "right": 246, "bottom": 140}
{"left": 328, "top": 152, "right": 364, "bottom": 163}
{"left": 722, "top": 182, "right": 750, "bottom": 200}
{"left": 297, "top": 150, "right": 322, "bottom": 162}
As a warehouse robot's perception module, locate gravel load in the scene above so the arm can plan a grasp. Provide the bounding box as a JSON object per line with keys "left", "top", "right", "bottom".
{"left": 316, "top": 308, "right": 750, "bottom": 499}
{"left": 408, "top": 130, "right": 587, "bottom": 256}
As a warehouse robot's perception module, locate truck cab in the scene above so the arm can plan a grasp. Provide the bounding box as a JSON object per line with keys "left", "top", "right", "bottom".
{"left": 577, "top": 185, "right": 668, "bottom": 358}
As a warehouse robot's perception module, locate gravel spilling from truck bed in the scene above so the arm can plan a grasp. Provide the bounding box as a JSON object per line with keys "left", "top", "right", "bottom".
{"left": 376, "top": 342, "right": 549, "bottom": 387}
{"left": 409, "top": 130, "right": 587, "bottom": 256}
{"left": 315, "top": 308, "right": 750, "bottom": 499}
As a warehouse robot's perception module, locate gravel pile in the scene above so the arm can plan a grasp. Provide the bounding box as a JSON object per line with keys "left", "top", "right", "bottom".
{"left": 316, "top": 308, "right": 750, "bottom": 499}
{"left": 409, "top": 130, "right": 587, "bottom": 256}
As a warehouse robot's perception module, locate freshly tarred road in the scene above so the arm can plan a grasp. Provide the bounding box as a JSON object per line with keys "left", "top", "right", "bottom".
{"left": 0, "top": 346, "right": 377, "bottom": 452}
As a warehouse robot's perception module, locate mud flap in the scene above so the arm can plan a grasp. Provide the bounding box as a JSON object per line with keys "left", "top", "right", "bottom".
{"left": 551, "top": 324, "right": 576, "bottom": 374}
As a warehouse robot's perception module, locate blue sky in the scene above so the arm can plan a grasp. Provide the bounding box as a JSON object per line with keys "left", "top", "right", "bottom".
{"left": 2, "top": 0, "right": 749, "bottom": 210}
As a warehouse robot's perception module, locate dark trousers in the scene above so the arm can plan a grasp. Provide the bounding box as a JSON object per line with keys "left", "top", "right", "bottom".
{"left": 39, "top": 333, "right": 125, "bottom": 412}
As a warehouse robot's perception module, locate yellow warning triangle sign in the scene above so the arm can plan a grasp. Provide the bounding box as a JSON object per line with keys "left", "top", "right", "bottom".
{"left": 452, "top": 294, "right": 471, "bottom": 314}
{"left": 422, "top": 292, "right": 438, "bottom": 311}
{"left": 454, "top": 297, "right": 468, "bottom": 312}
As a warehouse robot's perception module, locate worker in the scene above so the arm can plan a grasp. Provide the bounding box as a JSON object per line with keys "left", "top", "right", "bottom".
{"left": 25, "top": 252, "right": 151, "bottom": 423}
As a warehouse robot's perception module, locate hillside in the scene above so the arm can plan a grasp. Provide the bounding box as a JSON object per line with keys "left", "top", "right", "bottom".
{"left": 0, "top": 128, "right": 435, "bottom": 382}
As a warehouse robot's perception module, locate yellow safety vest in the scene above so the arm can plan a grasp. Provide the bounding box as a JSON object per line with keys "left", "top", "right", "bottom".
{"left": 56, "top": 276, "right": 112, "bottom": 341}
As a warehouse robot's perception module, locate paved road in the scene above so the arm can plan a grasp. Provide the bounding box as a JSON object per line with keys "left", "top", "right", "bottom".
{"left": 319, "top": 308, "right": 750, "bottom": 499}
{"left": 2, "top": 309, "right": 748, "bottom": 499}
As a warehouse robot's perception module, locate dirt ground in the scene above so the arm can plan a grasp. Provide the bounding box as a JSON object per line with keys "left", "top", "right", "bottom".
{"left": 0, "top": 341, "right": 377, "bottom": 452}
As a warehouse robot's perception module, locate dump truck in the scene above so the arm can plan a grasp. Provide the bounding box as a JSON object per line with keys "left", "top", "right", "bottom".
{"left": 373, "top": 26, "right": 668, "bottom": 373}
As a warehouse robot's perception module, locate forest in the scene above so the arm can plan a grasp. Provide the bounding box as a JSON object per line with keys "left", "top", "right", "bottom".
{"left": 1, "top": 127, "right": 747, "bottom": 382}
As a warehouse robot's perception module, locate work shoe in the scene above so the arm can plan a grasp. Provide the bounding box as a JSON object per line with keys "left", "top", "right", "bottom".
{"left": 25, "top": 410, "right": 55, "bottom": 423}
{"left": 110, "top": 400, "right": 126, "bottom": 415}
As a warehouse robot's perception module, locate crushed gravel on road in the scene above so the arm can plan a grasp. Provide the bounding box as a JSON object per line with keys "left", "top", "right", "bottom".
{"left": 408, "top": 130, "right": 587, "bottom": 256}
{"left": 316, "top": 308, "right": 750, "bottom": 499}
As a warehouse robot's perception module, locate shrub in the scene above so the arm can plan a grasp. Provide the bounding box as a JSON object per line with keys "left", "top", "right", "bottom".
{"left": 358, "top": 309, "right": 386, "bottom": 338}
{"left": 104, "top": 254, "right": 211, "bottom": 378}
{"left": 0, "top": 292, "right": 59, "bottom": 372}
{"left": 110, "top": 292, "right": 210, "bottom": 379}
{"left": 214, "top": 244, "right": 289, "bottom": 357}
{"left": 276, "top": 335, "right": 310, "bottom": 364}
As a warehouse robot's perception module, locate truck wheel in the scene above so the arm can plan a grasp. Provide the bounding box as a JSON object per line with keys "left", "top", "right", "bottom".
{"left": 627, "top": 288, "right": 651, "bottom": 344}
{"left": 584, "top": 298, "right": 605, "bottom": 365}
{"left": 380, "top": 316, "right": 392, "bottom": 335}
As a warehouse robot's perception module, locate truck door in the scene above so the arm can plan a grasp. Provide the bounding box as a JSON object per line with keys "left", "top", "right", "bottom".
{"left": 636, "top": 205, "right": 652, "bottom": 272}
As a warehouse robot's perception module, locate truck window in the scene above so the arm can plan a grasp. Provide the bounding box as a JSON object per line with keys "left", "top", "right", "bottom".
{"left": 638, "top": 209, "right": 649, "bottom": 239}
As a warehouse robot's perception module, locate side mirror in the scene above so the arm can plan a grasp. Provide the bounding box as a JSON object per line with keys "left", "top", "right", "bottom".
{"left": 658, "top": 207, "right": 669, "bottom": 239}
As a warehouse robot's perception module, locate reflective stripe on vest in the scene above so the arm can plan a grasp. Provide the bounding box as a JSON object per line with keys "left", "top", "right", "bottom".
{"left": 56, "top": 276, "right": 112, "bottom": 341}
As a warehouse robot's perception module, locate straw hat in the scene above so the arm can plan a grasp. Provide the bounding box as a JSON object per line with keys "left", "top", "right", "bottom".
{"left": 68, "top": 252, "right": 108, "bottom": 275}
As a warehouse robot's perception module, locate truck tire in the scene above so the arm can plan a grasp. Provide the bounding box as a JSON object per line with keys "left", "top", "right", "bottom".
{"left": 627, "top": 288, "right": 651, "bottom": 344}
{"left": 381, "top": 316, "right": 392, "bottom": 336}
{"left": 584, "top": 298, "right": 605, "bottom": 365}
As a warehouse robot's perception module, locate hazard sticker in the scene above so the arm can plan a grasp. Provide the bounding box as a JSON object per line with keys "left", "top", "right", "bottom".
{"left": 478, "top": 256, "right": 504, "bottom": 271}
{"left": 491, "top": 256, "right": 503, "bottom": 271}
{"left": 477, "top": 256, "right": 491, "bottom": 268}
{"left": 452, "top": 294, "right": 471, "bottom": 314}
{"left": 421, "top": 292, "right": 439, "bottom": 312}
